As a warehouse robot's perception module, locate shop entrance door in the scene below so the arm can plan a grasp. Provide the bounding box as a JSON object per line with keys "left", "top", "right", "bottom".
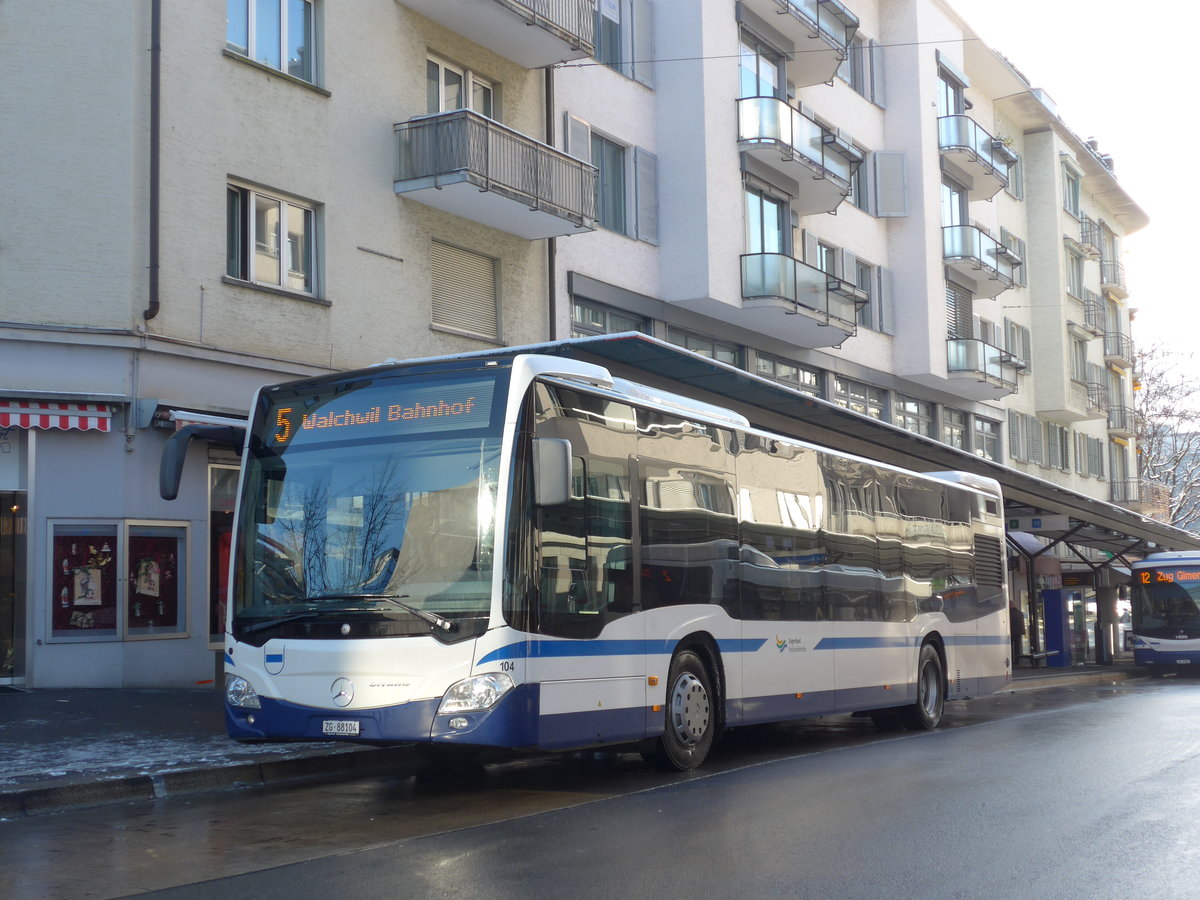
{"left": 1, "top": 492, "right": 26, "bottom": 682}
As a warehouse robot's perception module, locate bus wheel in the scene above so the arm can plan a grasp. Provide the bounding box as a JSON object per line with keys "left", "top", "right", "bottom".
{"left": 901, "top": 643, "right": 945, "bottom": 730}
{"left": 645, "top": 650, "right": 715, "bottom": 771}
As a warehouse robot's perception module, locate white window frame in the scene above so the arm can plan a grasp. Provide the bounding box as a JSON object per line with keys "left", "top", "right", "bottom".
{"left": 227, "top": 183, "right": 319, "bottom": 297}
{"left": 226, "top": 0, "right": 317, "bottom": 84}
{"left": 427, "top": 55, "right": 495, "bottom": 117}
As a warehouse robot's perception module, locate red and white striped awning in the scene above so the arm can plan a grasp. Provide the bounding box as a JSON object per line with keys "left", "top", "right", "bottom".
{"left": 0, "top": 401, "right": 112, "bottom": 433}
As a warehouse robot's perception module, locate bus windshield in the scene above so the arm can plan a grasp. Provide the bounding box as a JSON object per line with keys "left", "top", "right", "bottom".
{"left": 1132, "top": 566, "right": 1200, "bottom": 639}
{"left": 232, "top": 367, "right": 508, "bottom": 643}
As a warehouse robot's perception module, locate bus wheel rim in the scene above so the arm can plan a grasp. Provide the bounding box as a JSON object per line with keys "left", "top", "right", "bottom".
{"left": 670, "top": 672, "right": 710, "bottom": 746}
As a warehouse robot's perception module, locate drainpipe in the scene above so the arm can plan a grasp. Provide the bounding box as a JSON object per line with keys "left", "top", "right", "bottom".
{"left": 143, "top": 0, "right": 162, "bottom": 321}
{"left": 545, "top": 66, "right": 556, "bottom": 340}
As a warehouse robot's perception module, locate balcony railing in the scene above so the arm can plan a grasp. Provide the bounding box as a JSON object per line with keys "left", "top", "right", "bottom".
{"left": 1107, "top": 404, "right": 1136, "bottom": 435}
{"left": 397, "top": 0, "right": 594, "bottom": 68}
{"left": 395, "top": 110, "right": 596, "bottom": 239}
{"left": 1101, "top": 259, "right": 1128, "bottom": 297}
{"left": 1103, "top": 331, "right": 1135, "bottom": 365}
{"left": 1081, "top": 288, "right": 1105, "bottom": 336}
{"left": 741, "top": 252, "right": 866, "bottom": 331}
{"left": 737, "top": 97, "right": 856, "bottom": 214}
{"left": 1111, "top": 478, "right": 1171, "bottom": 511}
{"left": 942, "top": 225, "right": 1017, "bottom": 298}
{"left": 741, "top": 0, "right": 859, "bottom": 87}
{"left": 946, "top": 338, "right": 1018, "bottom": 397}
{"left": 1080, "top": 217, "right": 1102, "bottom": 258}
{"left": 937, "top": 116, "right": 1010, "bottom": 201}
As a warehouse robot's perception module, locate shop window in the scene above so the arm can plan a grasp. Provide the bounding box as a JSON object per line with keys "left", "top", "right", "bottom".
{"left": 50, "top": 520, "right": 188, "bottom": 642}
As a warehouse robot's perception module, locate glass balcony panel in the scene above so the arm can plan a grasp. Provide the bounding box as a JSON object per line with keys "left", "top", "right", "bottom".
{"left": 792, "top": 107, "right": 824, "bottom": 168}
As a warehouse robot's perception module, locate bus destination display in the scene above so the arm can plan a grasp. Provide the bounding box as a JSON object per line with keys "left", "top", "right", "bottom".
{"left": 1139, "top": 568, "right": 1200, "bottom": 585}
{"left": 267, "top": 377, "right": 495, "bottom": 446}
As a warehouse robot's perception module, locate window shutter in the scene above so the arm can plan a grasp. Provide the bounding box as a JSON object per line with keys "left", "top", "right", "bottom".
{"left": 430, "top": 241, "right": 498, "bottom": 340}
{"left": 946, "top": 284, "right": 971, "bottom": 339}
{"left": 872, "top": 150, "right": 907, "bottom": 217}
{"left": 802, "top": 230, "right": 820, "bottom": 266}
{"left": 634, "top": 146, "right": 658, "bottom": 244}
{"left": 841, "top": 249, "right": 858, "bottom": 282}
{"left": 868, "top": 39, "right": 885, "bottom": 108}
{"left": 877, "top": 266, "right": 894, "bottom": 334}
{"left": 1008, "top": 411, "right": 1022, "bottom": 460}
{"left": 564, "top": 113, "right": 592, "bottom": 163}
{"left": 631, "top": 0, "right": 654, "bottom": 88}
{"left": 1046, "top": 423, "right": 1061, "bottom": 470}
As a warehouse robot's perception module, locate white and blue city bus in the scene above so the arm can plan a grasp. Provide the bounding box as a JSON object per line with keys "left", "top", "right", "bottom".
{"left": 218, "top": 341, "right": 1010, "bottom": 769}
{"left": 1130, "top": 551, "right": 1200, "bottom": 677}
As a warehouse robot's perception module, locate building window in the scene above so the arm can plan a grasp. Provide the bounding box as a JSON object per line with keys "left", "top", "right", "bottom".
{"left": 837, "top": 34, "right": 866, "bottom": 95}
{"left": 974, "top": 417, "right": 999, "bottom": 461}
{"left": 937, "top": 66, "right": 964, "bottom": 117}
{"left": 756, "top": 354, "right": 822, "bottom": 397}
{"left": 1066, "top": 248, "right": 1084, "bottom": 299}
{"left": 1001, "top": 228, "right": 1027, "bottom": 287}
{"left": 1070, "top": 337, "right": 1089, "bottom": 382}
{"left": 666, "top": 328, "right": 739, "bottom": 366}
{"left": 570, "top": 298, "right": 647, "bottom": 338}
{"left": 591, "top": 133, "right": 628, "bottom": 234}
{"left": 226, "top": 0, "right": 315, "bottom": 83}
{"left": 941, "top": 176, "right": 968, "bottom": 228}
{"left": 1005, "top": 152, "right": 1024, "bottom": 200}
{"left": 855, "top": 260, "right": 876, "bottom": 329}
{"left": 943, "top": 408, "right": 968, "bottom": 450}
{"left": 745, "top": 186, "right": 787, "bottom": 255}
{"left": 430, "top": 241, "right": 499, "bottom": 340}
{"left": 1062, "top": 165, "right": 1082, "bottom": 218}
{"left": 1045, "top": 423, "right": 1070, "bottom": 472}
{"left": 895, "top": 396, "right": 933, "bottom": 438}
{"left": 227, "top": 184, "right": 316, "bottom": 295}
{"left": 427, "top": 56, "right": 494, "bottom": 117}
{"left": 739, "top": 34, "right": 784, "bottom": 99}
{"left": 834, "top": 377, "right": 885, "bottom": 420}
{"left": 1004, "top": 319, "right": 1031, "bottom": 371}
{"left": 594, "top": 0, "right": 653, "bottom": 86}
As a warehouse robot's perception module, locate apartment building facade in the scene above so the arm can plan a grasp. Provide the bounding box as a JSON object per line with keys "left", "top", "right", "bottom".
{"left": 0, "top": 0, "right": 1175, "bottom": 687}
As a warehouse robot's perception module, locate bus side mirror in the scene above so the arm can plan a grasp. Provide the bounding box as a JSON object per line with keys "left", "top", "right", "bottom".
{"left": 159, "top": 424, "right": 245, "bottom": 500}
{"left": 533, "top": 438, "right": 571, "bottom": 507}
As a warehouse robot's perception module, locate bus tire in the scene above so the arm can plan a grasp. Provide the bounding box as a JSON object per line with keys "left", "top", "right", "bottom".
{"left": 645, "top": 650, "right": 716, "bottom": 771}
{"left": 901, "top": 642, "right": 945, "bottom": 730}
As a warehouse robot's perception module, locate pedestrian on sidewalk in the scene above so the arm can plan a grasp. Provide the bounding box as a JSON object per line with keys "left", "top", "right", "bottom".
{"left": 1010, "top": 600, "right": 1026, "bottom": 666}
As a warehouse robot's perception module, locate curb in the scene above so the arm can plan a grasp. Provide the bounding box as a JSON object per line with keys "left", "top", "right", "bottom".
{"left": 1007, "top": 668, "right": 1142, "bottom": 693}
{"left": 0, "top": 745, "right": 414, "bottom": 819}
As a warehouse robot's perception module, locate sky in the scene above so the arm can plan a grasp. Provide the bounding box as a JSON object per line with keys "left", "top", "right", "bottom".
{"left": 945, "top": 0, "right": 1198, "bottom": 372}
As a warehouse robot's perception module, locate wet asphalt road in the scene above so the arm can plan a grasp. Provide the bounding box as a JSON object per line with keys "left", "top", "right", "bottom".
{"left": 4, "top": 679, "right": 1200, "bottom": 899}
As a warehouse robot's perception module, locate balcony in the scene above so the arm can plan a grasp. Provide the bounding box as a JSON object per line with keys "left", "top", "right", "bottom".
{"left": 1107, "top": 404, "right": 1136, "bottom": 437}
{"left": 1103, "top": 331, "right": 1135, "bottom": 366}
{"left": 1079, "top": 217, "right": 1102, "bottom": 259}
{"left": 946, "top": 338, "right": 1019, "bottom": 400}
{"left": 1111, "top": 478, "right": 1171, "bottom": 521}
{"left": 1101, "top": 259, "right": 1128, "bottom": 299}
{"left": 741, "top": 252, "right": 866, "bottom": 347}
{"left": 942, "top": 226, "right": 1017, "bottom": 298}
{"left": 1080, "top": 288, "right": 1104, "bottom": 337}
{"left": 737, "top": 97, "right": 858, "bottom": 216}
{"left": 397, "top": 0, "right": 594, "bottom": 68}
{"left": 937, "top": 116, "right": 1012, "bottom": 201}
{"left": 395, "top": 110, "right": 596, "bottom": 240}
{"left": 739, "top": 0, "right": 859, "bottom": 88}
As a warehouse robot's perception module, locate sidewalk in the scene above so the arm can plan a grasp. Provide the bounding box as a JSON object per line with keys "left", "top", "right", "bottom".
{"left": 0, "top": 659, "right": 1144, "bottom": 819}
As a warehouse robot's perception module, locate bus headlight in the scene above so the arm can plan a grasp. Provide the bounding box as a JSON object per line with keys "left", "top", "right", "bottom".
{"left": 438, "top": 673, "right": 514, "bottom": 714}
{"left": 226, "top": 674, "right": 262, "bottom": 709}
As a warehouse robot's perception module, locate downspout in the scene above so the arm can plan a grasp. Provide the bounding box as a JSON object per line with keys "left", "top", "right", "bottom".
{"left": 545, "top": 66, "right": 556, "bottom": 340}
{"left": 143, "top": 0, "right": 162, "bottom": 321}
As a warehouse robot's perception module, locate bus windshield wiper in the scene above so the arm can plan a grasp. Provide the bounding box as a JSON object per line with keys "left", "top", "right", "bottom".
{"left": 309, "top": 593, "right": 458, "bottom": 633}
{"left": 241, "top": 610, "right": 321, "bottom": 635}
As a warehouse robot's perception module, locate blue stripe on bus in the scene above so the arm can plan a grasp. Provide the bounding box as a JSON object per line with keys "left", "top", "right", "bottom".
{"left": 813, "top": 634, "right": 1009, "bottom": 651}
{"left": 265, "top": 653, "right": 284, "bottom": 664}
{"left": 476, "top": 638, "right": 768, "bottom": 665}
